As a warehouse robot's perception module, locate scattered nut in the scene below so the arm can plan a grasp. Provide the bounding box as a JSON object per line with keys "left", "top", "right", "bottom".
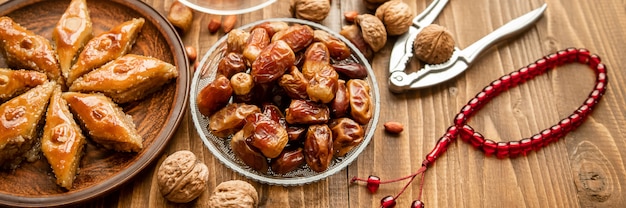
{"left": 375, "top": 0, "right": 414, "bottom": 36}
{"left": 384, "top": 121, "right": 404, "bottom": 134}
{"left": 355, "top": 14, "right": 387, "bottom": 52}
{"left": 290, "top": 0, "right": 331, "bottom": 22}
{"left": 157, "top": 150, "right": 209, "bottom": 203}
{"left": 167, "top": 1, "right": 194, "bottom": 34}
{"left": 185, "top": 46, "right": 197, "bottom": 62}
{"left": 208, "top": 18, "right": 221, "bottom": 33}
{"left": 208, "top": 180, "right": 259, "bottom": 208}
{"left": 344, "top": 11, "right": 358, "bottom": 23}
{"left": 222, "top": 15, "right": 237, "bottom": 33}
{"left": 413, "top": 24, "right": 455, "bottom": 64}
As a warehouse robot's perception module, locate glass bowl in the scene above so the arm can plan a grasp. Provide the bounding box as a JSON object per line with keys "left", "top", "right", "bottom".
{"left": 178, "top": 0, "right": 277, "bottom": 15}
{"left": 190, "top": 18, "right": 380, "bottom": 185}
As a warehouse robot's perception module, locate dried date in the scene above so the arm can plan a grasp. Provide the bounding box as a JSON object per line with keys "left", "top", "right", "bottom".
{"left": 218, "top": 52, "right": 247, "bottom": 78}
{"left": 329, "top": 118, "right": 364, "bottom": 156}
{"left": 270, "top": 147, "right": 305, "bottom": 174}
{"left": 227, "top": 29, "right": 250, "bottom": 53}
{"left": 243, "top": 28, "right": 270, "bottom": 64}
{"left": 243, "top": 113, "right": 289, "bottom": 158}
{"left": 347, "top": 79, "right": 372, "bottom": 125}
{"left": 271, "top": 24, "right": 314, "bottom": 52}
{"left": 197, "top": 75, "right": 233, "bottom": 116}
{"left": 209, "top": 103, "right": 260, "bottom": 138}
{"left": 285, "top": 99, "right": 330, "bottom": 125}
{"left": 230, "top": 72, "right": 254, "bottom": 96}
{"left": 304, "top": 124, "right": 333, "bottom": 172}
{"left": 330, "top": 79, "right": 349, "bottom": 117}
{"left": 314, "top": 30, "right": 351, "bottom": 60}
{"left": 279, "top": 66, "right": 309, "bottom": 100}
{"left": 252, "top": 21, "right": 289, "bottom": 38}
{"left": 302, "top": 42, "right": 330, "bottom": 80}
{"left": 333, "top": 62, "right": 368, "bottom": 79}
{"left": 251, "top": 40, "right": 296, "bottom": 84}
{"left": 230, "top": 130, "right": 269, "bottom": 173}
{"left": 306, "top": 64, "right": 339, "bottom": 104}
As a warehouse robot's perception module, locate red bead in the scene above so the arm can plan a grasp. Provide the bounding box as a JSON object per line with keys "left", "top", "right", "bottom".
{"left": 426, "top": 137, "right": 452, "bottom": 163}
{"left": 367, "top": 175, "right": 380, "bottom": 194}
{"left": 476, "top": 91, "right": 489, "bottom": 102}
{"left": 569, "top": 113, "right": 583, "bottom": 129}
{"left": 589, "top": 54, "right": 601, "bottom": 68}
{"left": 530, "top": 134, "right": 543, "bottom": 151}
{"left": 508, "top": 141, "right": 521, "bottom": 158}
{"left": 460, "top": 105, "right": 473, "bottom": 117}
{"left": 454, "top": 113, "right": 466, "bottom": 127}
{"left": 509, "top": 71, "right": 523, "bottom": 86}
{"left": 559, "top": 118, "right": 573, "bottom": 132}
{"left": 411, "top": 200, "right": 425, "bottom": 208}
{"left": 595, "top": 82, "right": 606, "bottom": 94}
{"left": 577, "top": 48, "right": 590, "bottom": 64}
{"left": 527, "top": 63, "right": 540, "bottom": 78}
{"left": 490, "top": 80, "right": 503, "bottom": 93}
{"left": 518, "top": 67, "right": 531, "bottom": 81}
{"left": 496, "top": 142, "right": 509, "bottom": 159}
{"left": 446, "top": 126, "right": 459, "bottom": 138}
{"left": 380, "top": 196, "right": 396, "bottom": 208}
{"left": 544, "top": 53, "right": 558, "bottom": 69}
{"left": 576, "top": 105, "right": 591, "bottom": 118}
{"left": 460, "top": 125, "right": 474, "bottom": 142}
{"left": 596, "top": 63, "right": 607, "bottom": 74}
{"left": 500, "top": 74, "right": 512, "bottom": 89}
{"left": 468, "top": 98, "right": 481, "bottom": 110}
{"left": 520, "top": 138, "right": 532, "bottom": 156}
{"left": 483, "top": 85, "right": 497, "bottom": 100}
{"left": 589, "top": 89, "right": 602, "bottom": 100}
{"left": 556, "top": 50, "right": 568, "bottom": 66}
{"left": 550, "top": 124, "right": 563, "bottom": 139}
{"left": 469, "top": 132, "right": 485, "bottom": 149}
{"left": 597, "top": 72, "right": 607, "bottom": 84}
{"left": 565, "top": 48, "right": 578, "bottom": 63}
{"left": 482, "top": 139, "right": 497, "bottom": 156}
{"left": 541, "top": 129, "right": 554, "bottom": 146}
{"left": 535, "top": 58, "right": 548, "bottom": 73}
{"left": 584, "top": 97, "right": 597, "bottom": 109}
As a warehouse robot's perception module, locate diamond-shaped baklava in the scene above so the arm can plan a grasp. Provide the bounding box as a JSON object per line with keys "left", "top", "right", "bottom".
{"left": 63, "top": 92, "right": 142, "bottom": 152}
{"left": 69, "top": 54, "right": 178, "bottom": 103}
{"left": 66, "top": 18, "right": 144, "bottom": 86}
{"left": 0, "top": 68, "right": 48, "bottom": 103}
{"left": 53, "top": 0, "right": 93, "bottom": 84}
{"left": 0, "top": 81, "right": 55, "bottom": 169}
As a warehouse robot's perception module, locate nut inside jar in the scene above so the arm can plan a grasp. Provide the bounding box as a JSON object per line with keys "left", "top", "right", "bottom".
{"left": 196, "top": 19, "right": 376, "bottom": 177}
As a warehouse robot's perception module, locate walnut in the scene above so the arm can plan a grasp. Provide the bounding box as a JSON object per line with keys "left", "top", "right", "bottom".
{"left": 413, "top": 24, "right": 455, "bottom": 64}
{"left": 290, "top": 0, "right": 331, "bottom": 22}
{"left": 355, "top": 14, "right": 387, "bottom": 52}
{"left": 157, "top": 150, "right": 209, "bottom": 203}
{"left": 375, "top": 1, "right": 414, "bottom": 36}
{"left": 208, "top": 180, "right": 259, "bottom": 208}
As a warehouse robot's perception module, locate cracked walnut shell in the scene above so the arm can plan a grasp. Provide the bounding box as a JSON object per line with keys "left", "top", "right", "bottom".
{"left": 157, "top": 150, "right": 209, "bottom": 203}
{"left": 355, "top": 14, "right": 387, "bottom": 52}
{"left": 209, "top": 180, "right": 259, "bottom": 208}
{"left": 413, "top": 24, "right": 455, "bottom": 64}
{"left": 290, "top": 0, "right": 331, "bottom": 22}
{"left": 375, "top": 0, "right": 414, "bottom": 36}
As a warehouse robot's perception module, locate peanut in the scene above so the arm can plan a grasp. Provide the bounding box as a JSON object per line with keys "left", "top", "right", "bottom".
{"left": 208, "top": 18, "right": 221, "bottom": 33}
{"left": 222, "top": 15, "right": 237, "bottom": 33}
{"left": 383, "top": 121, "right": 404, "bottom": 134}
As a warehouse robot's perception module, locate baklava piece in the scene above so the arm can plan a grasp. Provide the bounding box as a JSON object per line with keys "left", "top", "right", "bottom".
{"left": 0, "top": 68, "right": 48, "bottom": 102}
{"left": 66, "top": 18, "right": 144, "bottom": 86}
{"left": 63, "top": 92, "right": 142, "bottom": 152}
{"left": 42, "top": 85, "right": 87, "bottom": 189}
{"left": 70, "top": 54, "right": 178, "bottom": 103}
{"left": 53, "top": 0, "right": 93, "bottom": 84}
{"left": 0, "top": 17, "right": 63, "bottom": 85}
{"left": 0, "top": 81, "right": 55, "bottom": 169}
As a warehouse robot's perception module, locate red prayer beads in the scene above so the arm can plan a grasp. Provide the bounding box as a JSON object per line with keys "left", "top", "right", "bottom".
{"left": 351, "top": 48, "right": 608, "bottom": 207}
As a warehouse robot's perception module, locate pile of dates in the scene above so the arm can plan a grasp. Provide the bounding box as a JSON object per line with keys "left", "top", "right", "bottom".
{"left": 197, "top": 21, "right": 373, "bottom": 174}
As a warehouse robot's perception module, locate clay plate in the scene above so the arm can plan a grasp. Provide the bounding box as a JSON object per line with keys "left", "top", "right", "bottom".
{"left": 0, "top": 0, "right": 189, "bottom": 207}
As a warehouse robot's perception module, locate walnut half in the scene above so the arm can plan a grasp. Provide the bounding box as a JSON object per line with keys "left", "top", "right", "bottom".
{"left": 157, "top": 150, "right": 209, "bottom": 203}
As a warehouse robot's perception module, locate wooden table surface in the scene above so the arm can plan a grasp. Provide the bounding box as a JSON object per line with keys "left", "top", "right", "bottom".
{"left": 43, "top": 0, "right": 626, "bottom": 207}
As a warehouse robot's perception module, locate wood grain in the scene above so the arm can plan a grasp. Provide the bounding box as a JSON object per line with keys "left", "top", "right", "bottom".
{"left": 2, "top": 0, "right": 625, "bottom": 207}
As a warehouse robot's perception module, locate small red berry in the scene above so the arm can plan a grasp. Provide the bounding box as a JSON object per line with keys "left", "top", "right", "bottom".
{"left": 380, "top": 195, "right": 396, "bottom": 208}
{"left": 367, "top": 175, "right": 381, "bottom": 193}
{"left": 411, "top": 200, "right": 425, "bottom": 208}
